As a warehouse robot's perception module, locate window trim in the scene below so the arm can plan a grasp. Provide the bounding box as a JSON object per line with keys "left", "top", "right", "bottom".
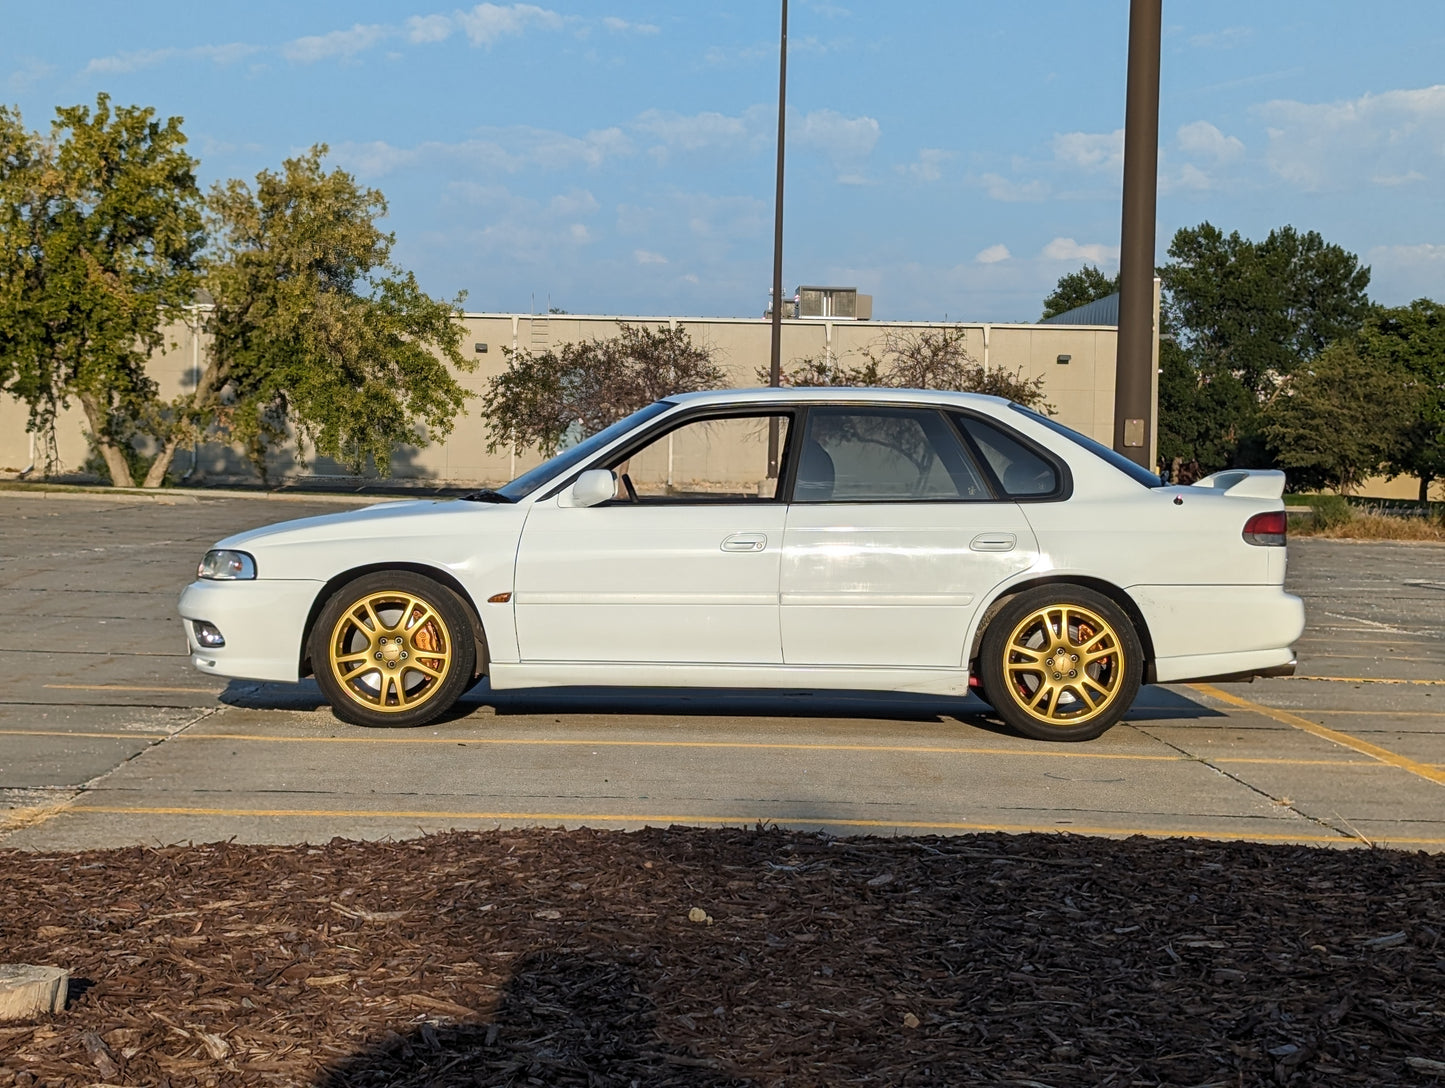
{"left": 950, "top": 410, "right": 1074, "bottom": 503}
{"left": 783, "top": 405, "right": 1004, "bottom": 505}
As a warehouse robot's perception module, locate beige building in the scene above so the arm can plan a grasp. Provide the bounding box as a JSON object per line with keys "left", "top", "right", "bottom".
{"left": 0, "top": 309, "right": 1139, "bottom": 488}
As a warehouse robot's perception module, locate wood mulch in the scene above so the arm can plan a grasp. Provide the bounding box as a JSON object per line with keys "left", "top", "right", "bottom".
{"left": 1, "top": 828, "right": 1442, "bottom": 1087}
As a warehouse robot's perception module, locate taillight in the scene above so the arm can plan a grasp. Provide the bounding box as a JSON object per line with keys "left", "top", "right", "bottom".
{"left": 1243, "top": 510, "right": 1287, "bottom": 546}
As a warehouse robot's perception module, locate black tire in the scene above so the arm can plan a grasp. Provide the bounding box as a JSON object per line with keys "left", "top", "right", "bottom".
{"left": 979, "top": 585, "right": 1143, "bottom": 742}
{"left": 309, "top": 571, "right": 477, "bottom": 728}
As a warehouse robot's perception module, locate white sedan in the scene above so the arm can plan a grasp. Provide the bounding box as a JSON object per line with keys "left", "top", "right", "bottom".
{"left": 178, "top": 388, "right": 1303, "bottom": 741}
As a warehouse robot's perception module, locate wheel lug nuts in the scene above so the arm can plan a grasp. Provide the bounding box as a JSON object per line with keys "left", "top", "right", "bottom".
{"left": 400, "top": 651, "right": 408, "bottom": 659}
{"left": 387, "top": 661, "right": 396, "bottom": 669}
{"left": 374, "top": 652, "right": 383, "bottom": 660}
{"left": 1069, "top": 670, "right": 1077, "bottom": 677}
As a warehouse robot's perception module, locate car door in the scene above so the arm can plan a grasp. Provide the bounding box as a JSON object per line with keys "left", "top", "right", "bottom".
{"left": 513, "top": 411, "right": 792, "bottom": 664}
{"left": 779, "top": 405, "right": 1041, "bottom": 668}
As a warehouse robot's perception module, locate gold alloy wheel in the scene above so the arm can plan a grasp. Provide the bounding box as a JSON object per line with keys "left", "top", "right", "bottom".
{"left": 1001, "top": 603, "right": 1125, "bottom": 726}
{"left": 326, "top": 590, "right": 454, "bottom": 713}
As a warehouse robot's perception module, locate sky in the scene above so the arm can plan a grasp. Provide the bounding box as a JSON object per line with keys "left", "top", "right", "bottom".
{"left": 4, "top": 1, "right": 1444, "bottom": 322}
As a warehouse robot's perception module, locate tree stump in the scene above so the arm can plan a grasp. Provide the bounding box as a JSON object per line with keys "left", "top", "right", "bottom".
{"left": 0, "top": 965, "right": 69, "bottom": 1020}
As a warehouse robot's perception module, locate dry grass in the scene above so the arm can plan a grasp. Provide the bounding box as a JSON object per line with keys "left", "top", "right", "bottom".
{"left": 1293, "top": 512, "right": 1445, "bottom": 542}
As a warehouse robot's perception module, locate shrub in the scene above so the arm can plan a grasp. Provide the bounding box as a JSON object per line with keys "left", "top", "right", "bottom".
{"left": 1309, "top": 494, "right": 1354, "bottom": 530}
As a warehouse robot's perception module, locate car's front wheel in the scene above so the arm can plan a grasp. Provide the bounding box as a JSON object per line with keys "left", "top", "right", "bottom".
{"left": 309, "top": 572, "right": 477, "bottom": 728}
{"left": 979, "top": 585, "right": 1142, "bottom": 742}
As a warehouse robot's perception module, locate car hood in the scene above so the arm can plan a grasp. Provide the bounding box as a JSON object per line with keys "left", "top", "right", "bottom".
{"left": 213, "top": 499, "right": 507, "bottom": 551}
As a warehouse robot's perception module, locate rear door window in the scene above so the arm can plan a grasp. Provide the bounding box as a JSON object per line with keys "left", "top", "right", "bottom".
{"left": 793, "top": 407, "right": 993, "bottom": 502}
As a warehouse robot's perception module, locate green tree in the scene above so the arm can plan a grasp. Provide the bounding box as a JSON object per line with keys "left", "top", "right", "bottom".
{"left": 0, "top": 95, "right": 203, "bottom": 485}
{"left": 1163, "top": 222, "right": 1371, "bottom": 397}
{"left": 482, "top": 322, "right": 725, "bottom": 456}
{"left": 1356, "top": 299, "right": 1445, "bottom": 502}
{"left": 159, "top": 147, "right": 471, "bottom": 484}
{"left": 1040, "top": 265, "right": 1120, "bottom": 320}
{"left": 768, "top": 327, "right": 1054, "bottom": 414}
{"left": 1262, "top": 343, "right": 1414, "bottom": 493}
{"left": 1157, "top": 222, "right": 1372, "bottom": 473}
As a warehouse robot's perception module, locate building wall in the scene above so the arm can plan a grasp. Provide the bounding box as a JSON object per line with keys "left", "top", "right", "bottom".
{"left": 2, "top": 312, "right": 1132, "bottom": 488}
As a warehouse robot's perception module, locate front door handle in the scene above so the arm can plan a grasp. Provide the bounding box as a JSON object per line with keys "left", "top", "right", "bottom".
{"left": 970, "top": 533, "right": 1016, "bottom": 552}
{"left": 721, "top": 533, "right": 768, "bottom": 552}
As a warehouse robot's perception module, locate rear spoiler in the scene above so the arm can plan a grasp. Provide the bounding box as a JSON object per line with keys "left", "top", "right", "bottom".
{"left": 1190, "top": 469, "right": 1287, "bottom": 500}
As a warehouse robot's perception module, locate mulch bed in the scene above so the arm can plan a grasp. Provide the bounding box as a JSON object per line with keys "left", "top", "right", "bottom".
{"left": 1, "top": 828, "right": 1442, "bottom": 1087}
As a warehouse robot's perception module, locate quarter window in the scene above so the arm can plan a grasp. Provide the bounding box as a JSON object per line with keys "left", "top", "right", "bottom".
{"left": 793, "top": 407, "right": 991, "bottom": 502}
{"left": 955, "top": 415, "right": 1062, "bottom": 498}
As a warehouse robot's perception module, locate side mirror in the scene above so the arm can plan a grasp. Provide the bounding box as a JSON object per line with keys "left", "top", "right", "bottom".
{"left": 561, "top": 468, "right": 616, "bottom": 508}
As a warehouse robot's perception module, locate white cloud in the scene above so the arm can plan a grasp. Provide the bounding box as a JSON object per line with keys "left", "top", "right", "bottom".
{"left": 1365, "top": 243, "right": 1445, "bottom": 304}
{"left": 1041, "top": 237, "right": 1119, "bottom": 264}
{"left": 603, "top": 16, "right": 659, "bottom": 34}
{"left": 900, "top": 148, "right": 952, "bottom": 182}
{"left": 8, "top": 58, "right": 54, "bottom": 90}
{"left": 1052, "top": 129, "right": 1124, "bottom": 173}
{"left": 333, "top": 126, "right": 632, "bottom": 177}
{"left": 406, "top": 14, "right": 453, "bottom": 43}
{"left": 284, "top": 23, "right": 391, "bottom": 62}
{"left": 975, "top": 244, "right": 1011, "bottom": 264}
{"left": 634, "top": 249, "right": 668, "bottom": 265}
{"left": 456, "top": 3, "right": 565, "bottom": 47}
{"left": 1368, "top": 242, "right": 1445, "bottom": 265}
{"left": 633, "top": 109, "right": 757, "bottom": 155}
{"left": 1257, "top": 84, "right": 1445, "bottom": 190}
{"left": 796, "top": 108, "right": 880, "bottom": 164}
{"left": 1176, "top": 120, "right": 1244, "bottom": 162}
{"left": 979, "top": 172, "right": 1049, "bottom": 202}
{"left": 85, "top": 42, "right": 256, "bottom": 75}
{"left": 1189, "top": 26, "right": 1252, "bottom": 49}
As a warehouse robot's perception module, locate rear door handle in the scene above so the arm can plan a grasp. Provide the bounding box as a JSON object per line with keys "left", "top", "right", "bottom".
{"left": 721, "top": 533, "right": 768, "bottom": 552}
{"left": 970, "top": 533, "right": 1016, "bottom": 552}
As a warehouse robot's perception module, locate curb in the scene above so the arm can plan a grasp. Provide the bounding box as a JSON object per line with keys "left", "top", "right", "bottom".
{"left": 0, "top": 484, "right": 394, "bottom": 506}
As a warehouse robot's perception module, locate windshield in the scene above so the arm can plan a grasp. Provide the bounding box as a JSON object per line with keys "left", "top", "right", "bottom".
{"left": 495, "top": 401, "right": 674, "bottom": 501}
{"left": 1010, "top": 404, "right": 1162, "bottom": 488}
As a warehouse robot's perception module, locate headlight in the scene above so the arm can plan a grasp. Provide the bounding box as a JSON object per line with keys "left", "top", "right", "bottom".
{"left": 198, "top": 549, "right": 257, "bottom": 580}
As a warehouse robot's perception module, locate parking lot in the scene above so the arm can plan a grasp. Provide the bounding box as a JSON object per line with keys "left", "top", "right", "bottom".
{"left": 1, "top": 491, "right": 1442, "bottom": 852}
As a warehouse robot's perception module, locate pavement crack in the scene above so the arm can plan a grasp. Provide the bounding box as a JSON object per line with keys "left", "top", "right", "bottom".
{"left": 1131, "top": 725, "right": 1357, "bottom": 842}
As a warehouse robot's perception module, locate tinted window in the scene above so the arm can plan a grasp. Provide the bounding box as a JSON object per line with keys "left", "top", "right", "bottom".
{"left": 956, "top": 415, "right": 1061, "bottom": 498}
{"left": 1011, "top": 405, "right": 1162, "bottom": 488}
{"left": 795, "top": 407, "right": 991, "bottom": 502}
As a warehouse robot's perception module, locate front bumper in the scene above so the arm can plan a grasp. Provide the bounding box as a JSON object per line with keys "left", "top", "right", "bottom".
{"left": 178, "top": 578, "right": 323, "bottom": 683}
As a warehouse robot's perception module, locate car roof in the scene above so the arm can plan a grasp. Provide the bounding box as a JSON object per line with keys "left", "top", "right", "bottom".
{"left": 663, "top": 387, "right": 1013, "bottom": 409}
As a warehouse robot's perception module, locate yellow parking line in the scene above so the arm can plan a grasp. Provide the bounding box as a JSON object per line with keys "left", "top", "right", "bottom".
{"left": 60, "top": 803, "right": 1445, "bottom": 845}
{"left": 1290, "top": 676, "right": 1445, "bottom": 686}
{"left": 42, "top": 683, "right": 222, "bottom": 694}
{"left": 1191, "top": 684, "right": 1445, "bottom": 787}
{"left": 0, "top": 729, "right": 172, "bottom": 740}
{"left": 1310, "top": 709, "right": 1445, "bottom": 718}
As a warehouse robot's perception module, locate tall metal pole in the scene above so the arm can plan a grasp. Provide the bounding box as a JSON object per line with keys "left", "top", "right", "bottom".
{"left": 767, "top": 0, "right": 788, "bottom": 478}
{"left": 1113, "top": 0, "right": 1161, "bottom": 469}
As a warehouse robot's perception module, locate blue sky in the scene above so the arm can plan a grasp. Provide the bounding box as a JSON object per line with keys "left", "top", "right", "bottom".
{"left": 5, "top": 1, "right": 1444, "bottom": 321}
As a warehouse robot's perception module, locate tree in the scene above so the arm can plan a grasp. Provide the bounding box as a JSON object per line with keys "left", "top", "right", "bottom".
{"left": 767, "top": 327, "right": 1054, "bottom": 414}
{"left": 156, "top": 147, "right": 472, "bottom": 484}
{"left": 0, "top": 95, "right": 203, "bottom": 485}
{"left": 481, "top": 322, "right": 725, "bottom": 456}
{"left": 1162, "top": 223, "right": 1371, "bottom": 397}
{"left": 1262, "top": 343, "right": 1414, "bottom": 493}
{"left": 1157, "top": 223, "right": 1372, "bottom": 474}
{"left": 1041, "top": 265, "right": 1120, "bottom": 320}
{"left": 1356, "top": 299, "right": 1445, "bottom": 502}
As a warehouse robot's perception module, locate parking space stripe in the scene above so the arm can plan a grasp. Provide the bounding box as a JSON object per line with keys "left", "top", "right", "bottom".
{"left": 0, "top": 728, "right": 174, "bottom": 740}
{"left": 42, "top": 683, "right": 222, "bottom": 694}
{"left": 1191, "top": 684, "right": 1445, "bottom": 787}
{"left": 1289, "top": 676, "right": 1445, "bottom": 686}
{"left": 58, "top": 803, "right": 1445, "bottom": 844}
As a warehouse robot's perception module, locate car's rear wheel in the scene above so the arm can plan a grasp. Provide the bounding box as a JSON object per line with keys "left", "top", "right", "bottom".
{"left": 310, "top": 572, "right": 476, "bottom": 728}
{"left": 979, "top": 586, "right": 1142, "bottom": 742}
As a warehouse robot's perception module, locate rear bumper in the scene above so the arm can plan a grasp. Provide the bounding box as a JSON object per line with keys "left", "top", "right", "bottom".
{"left": 1151, "top": 647, "right": 1298, "bottom": 685}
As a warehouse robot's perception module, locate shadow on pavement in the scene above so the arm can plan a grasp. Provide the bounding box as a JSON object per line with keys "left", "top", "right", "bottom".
{"left": 315, "top": 947, "right": 752, "bottom": 1088}
{"left": 218, "top": 677, "right": 1226, "bottom": 728}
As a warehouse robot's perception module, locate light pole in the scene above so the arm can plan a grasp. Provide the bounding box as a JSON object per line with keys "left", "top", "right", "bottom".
{"left": 767, "top": 0, "right": 788, "bottom": 478}
{"left": 1113, "top": 0, "right": 1161, "bottom": 469}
